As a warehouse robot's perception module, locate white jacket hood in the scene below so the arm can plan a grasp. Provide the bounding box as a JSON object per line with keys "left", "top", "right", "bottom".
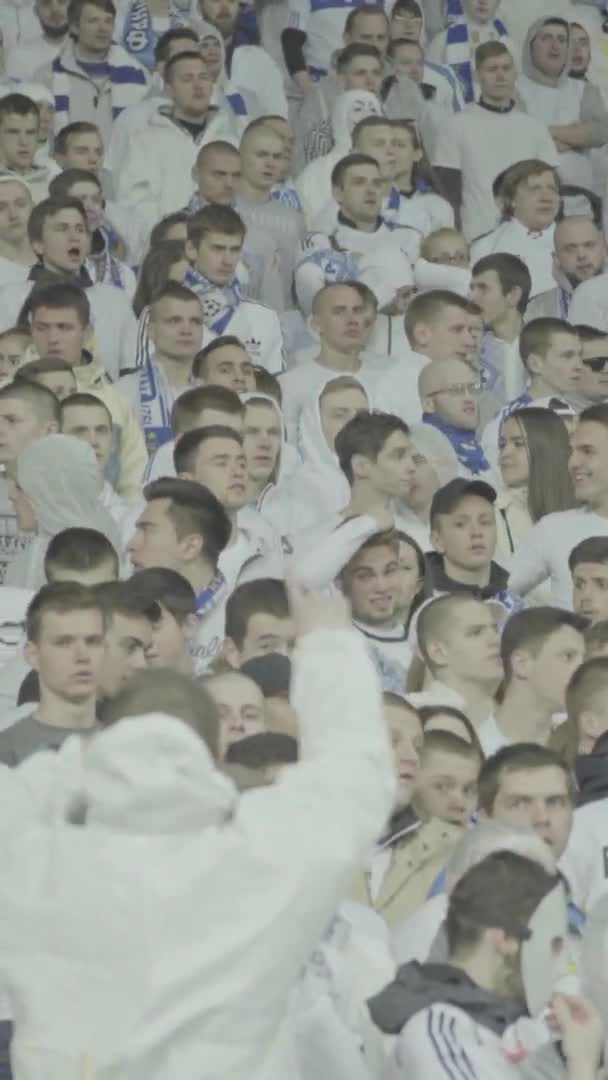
{"left": 331, "top": 89, "right": 383, "bottom": 150}
{"left": 296, "top": 373, "right": 368, "bottom": 513}
{"left": 82, "top": 714, "right": 236, "bottom": 833}
{"left": 241, "top": 391, "right": 297, "bottom": 486}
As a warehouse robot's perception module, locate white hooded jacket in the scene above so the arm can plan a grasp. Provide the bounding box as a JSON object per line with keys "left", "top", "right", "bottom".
{"left": 0, "top": 623, "right": 395, "bottom": 1080}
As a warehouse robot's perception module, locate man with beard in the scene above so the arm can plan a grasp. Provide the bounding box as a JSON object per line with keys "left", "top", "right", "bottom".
{"left": 526, "top": 216, "right": 605, "bottom": 322}
{"left": 369, "top": 850, "right": 601, "bottom": 1080}
{"left": 5, "top": 0, "right": 70, "bottom": 80}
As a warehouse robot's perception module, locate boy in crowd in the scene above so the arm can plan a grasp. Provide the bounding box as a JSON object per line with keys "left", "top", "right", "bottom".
{"left": 413, "top": 730, "right": 482, "bottom": 827}
{"left": 570, "top": 537, "right": 608, "bottom": 626}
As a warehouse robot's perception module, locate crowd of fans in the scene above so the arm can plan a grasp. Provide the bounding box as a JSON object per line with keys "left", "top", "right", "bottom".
{"left": 2, "top": 0, "right": 608, "bottom": 1075}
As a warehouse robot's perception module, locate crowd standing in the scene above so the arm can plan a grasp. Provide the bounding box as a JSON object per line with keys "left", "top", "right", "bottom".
{"left": 3, "top": 0, "right": 608, "bottom": 1077}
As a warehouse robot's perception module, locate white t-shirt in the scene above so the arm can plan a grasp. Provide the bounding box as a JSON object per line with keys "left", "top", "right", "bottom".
{"left": 477, "top": 712, "right": 510, "bottom": 757}
{"left": 508, "top": 507, "right": 608, "bottom": 609}
{"left": 432, "top": 103, "right": 559, "bottom": 241}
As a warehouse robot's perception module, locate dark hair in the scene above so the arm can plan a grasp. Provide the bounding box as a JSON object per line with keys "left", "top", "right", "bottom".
{"left": 15, "top": 359, "right": 76, "bottom": 387}
{"left": 501, "top": 408, "right": 575, "bottom": 522}
{"left": 336, "top": 42, "right": 383, "bottom": 70}
{"left": 0, "top": 93, "right": 39, "bottom": 124}
{"left": 390, "top": 119, "right": 446, "bottom": 198}
{"left": 335, "top": 411, "right": 409, "bottom": 485}
{"left": 224, "top": 731, "right": 298, "bottom": 768}
{"left": 129, "top": 567, "right": 197, "bottom": 623}
{"left": 60, "top": 391, "right": 112, "bottom": 427}
{"left": 26, "top": 280, "right": 91, "bottom": 327}
{"left": 475, "top": 40, "right": 511, "bottom": 67}
{"left": 418, "top": 704, "right": 483, "bottom": 756}
{"left": 192, "top": 335, "right": 250, "bottom": 380}
{"left": 446, "top": 851, "right": 560, "bottom": 956}
{"left": 404, "top": 289, "right": 470, "bottom": 346}
{"left": 195, "top": 139, "right": 241, "bottom": 171}
{"left": 26, "top": 581, "right": 103, "bottom": 642}
{"left": 253, "top": 367, "right": 282, "bottom": 404}
{"left": 584, "top": 618, "right": 608, "bottom": 655}
{"left": 154, "top": 25, "right": 198, "bottom": 63}
{"left": 164, "top": 49, "right": 208, "bottom": 84}
{"left": 311, "top": 278, "right": 378, "bottom": 315}
{"left": 351, "top": 115, "right": 394, "bottom": 146}
{"left": 171, "top": 384, "right": 243, "bottom": 434}
{"left": 54, "top": 121, "right": 101, "bottom": 157}
{"left": 566, "top": 657, "right": 608, "bottom": 724}
{"left": 0, "top": 379, "right": 60, "bottom": 425}
{"left": 570, "top": 535, "right": 608, "bottom": 572}
{"left": 472, "top": 253, "right": 532, "bottom": 315}
{"left": 143, "top": 477, "right": 231, "bottom": 567}
{"left": 44, "top": 527, "right": 119, "bottom": 581}
{"left": 148, "top": 211, "right": 189, "bottom": 249}
{"left": 391, "top": 0, "right": 422, "bottom": 18}
{"left": 478, "top": 743, "right": 574, "bottom": 814}
{"left": 500, "top": 606, "right": 586, "bottom": 689}
{"left": 420, "top": 728, "right": 483, "bottom": 764}
{"left": 93, "top": 579, "right": 160, "bottom": 623}
{"left": 103, "top": 668, "right": 221, "bottom": 759}
{"left": 331, "top": 152, "right": 379, "bottom": 189}
{"left": 225, "top": 578, "right": 289, "bottom": 647}
{"left": 132, "top": 241, "right": 188, "bottom": 317}
{"left": 519, "top": 317, "right": 577, "bottom": 371}
{"left": 149, "top": 282, "right": 201, "bottom": 321}
{"left": 345, "top": 4, "right": 389, "bottom": 35}
{"left": 28, "top": 196, "right": 86, "bottom": 245}
{"left": 68, "top": 0, "right": 116, "bottom": 24}
{"left": 187, "top": 204, "right": 246, "bottom": 250}
{"left": 49, "top": 169, "right": 102, "bottom": 203}
{"left": 173, "top": 424, "right": 242, "bottom": 476}
{"left": 579, "top": 402, "right": 608, "bottom": 431}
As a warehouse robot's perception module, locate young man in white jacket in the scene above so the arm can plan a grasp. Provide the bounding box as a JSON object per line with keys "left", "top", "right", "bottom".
{"left": 116, "top": 50, "right": 241, "bottom": 237}
{"left": 0, "top": 584, "right": 395, "bottom": 1080}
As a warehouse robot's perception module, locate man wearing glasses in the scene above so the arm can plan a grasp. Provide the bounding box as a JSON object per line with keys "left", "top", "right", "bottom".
{"left": 419, "top": 358, "right": 491, "bottom": 478}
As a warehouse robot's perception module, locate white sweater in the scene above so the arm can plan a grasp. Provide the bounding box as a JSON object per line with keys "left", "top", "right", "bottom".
{"left": 560, "top": 798, "right": 608, "bottom": 913}
{"left": 508, "top": 507, "right": 608, "bottom": 609}
{"left": 0, "top": 626, "right": 395, "bottom": 1080}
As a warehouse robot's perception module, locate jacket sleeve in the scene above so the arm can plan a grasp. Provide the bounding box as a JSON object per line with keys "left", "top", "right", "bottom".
{"left": 387, "top": 1006, "right": 518, "bottom": 1080}
{"left": 114, "top": 397, "right": 148, "bottom": 500}
{"left": 260, "top": 309, "right": 286, "bottom": 374}
{"left": 507, "top": 517, "right": 550, "bottom": 597}
{"left": 291, "top": 515, "right": 381, "bottom": 588}
{"left": 580, "top": 83, "right": 608, "bottom": 148}
{"left": 233, "top": 626, "right": 395, "bottom": 985}
{"left": 115, "top": 133, "right": 163, "bottom": 237}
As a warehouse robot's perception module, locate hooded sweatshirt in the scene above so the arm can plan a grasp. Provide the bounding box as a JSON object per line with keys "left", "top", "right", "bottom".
{"left": 264, "top": 374, "right": 362, "bottom": 541}
{"left": 296, "top": 90, "right": 383, "bottom": 227}
{"left": 518, "top": 17, "right": 608, "bottom": 190}
{"left": 5, "top": 435, "right": 122, "bottom": 590}
{"left": 0, "top": 619, "right": 395, "bottom": 1080}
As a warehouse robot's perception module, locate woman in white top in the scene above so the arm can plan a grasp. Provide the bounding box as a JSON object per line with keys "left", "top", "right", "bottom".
{"left": 391, "top": 120, "right": 455, "bottom": 235}
{"left": 495, "top": 406, "right": 576, "bottom": 600}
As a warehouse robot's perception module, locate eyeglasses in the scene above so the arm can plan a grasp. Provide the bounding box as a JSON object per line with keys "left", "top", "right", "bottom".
{"left": 582, "top": 356, "right": 608, "bottom": 372}
{"left": 428, "top": 381, "right": 481, "bottom": 397}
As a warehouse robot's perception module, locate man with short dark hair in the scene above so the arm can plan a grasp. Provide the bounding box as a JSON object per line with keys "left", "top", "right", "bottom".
{"left": 0, "top": 95, "right": 53, "bottom": 205}
{"left": 127, "top": 476, "right": 232, "bottom": 671}
{"left": 570, "top": 536, "right": 608, "bottom": 625}
{"left": 174, "top": 425, "right": 284, "bottom": 588}
{"left": 116, "top": 51, "right": 241, "bottom": 233}
{"left": 478, "top": 607, "right": 586, "bottom": 755}
{"left": 0, "top": 582, "right": 104, "bottom": 764}
{"left": 35, "top": 0, "right": 148, "bottom": 146}
{"left": 223, "top": 577, "right": 293, "bottom": 667}
{"left": 0, "top": 196, "right": 138, "bottom": 382}
{"left": 470, "top": 252, "right": 532, "bottom": 410}
{"left": 370, "top": 851, "right": 598, "bottom": 1080}
{"left": 130, "top": 567, "right": 198, "bottom": 675}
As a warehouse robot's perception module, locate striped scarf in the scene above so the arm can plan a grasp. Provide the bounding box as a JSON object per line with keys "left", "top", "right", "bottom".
{"left": 120, "top": 0, "right": 191, "bottom": 69}
{"left": 183, "top": 267, "right": 242, "bottom": 335}
{"left": 445, "top": 14, "right": 508, "bottom": 103}
{"left": 51, "top": 44, "right": 147, "bottom": 132}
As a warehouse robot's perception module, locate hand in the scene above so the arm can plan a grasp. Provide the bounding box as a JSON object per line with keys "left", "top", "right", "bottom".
{"left": 287, "top": 581, "right": 352, "bottom": 639}
{"left": 294, "top": 70, "right": 313, "bottom": 96}
{"left": 551, "top": 993, "right": 603, "bottom": 1077}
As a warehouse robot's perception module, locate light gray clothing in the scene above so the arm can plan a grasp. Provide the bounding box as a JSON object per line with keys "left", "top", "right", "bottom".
{"left": 236, "top": 196, "right": 305, "bottom": 310}
{"left": 0, "top": 713, "right": 98, "bottom": 767}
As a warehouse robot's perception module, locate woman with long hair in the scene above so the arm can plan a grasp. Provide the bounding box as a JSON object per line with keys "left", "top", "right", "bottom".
{"left": 132, "top": 240, "right": 190, "bottom": 318}
{"left": 496, "top": 407, "right": 576, "bottom": 602}
{"left": 391, "top": 120, "right": 454, "bottom": 233}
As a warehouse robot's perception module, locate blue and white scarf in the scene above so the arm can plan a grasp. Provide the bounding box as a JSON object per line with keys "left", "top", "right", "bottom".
{"left": 445, "top": 13, "right": 508, "bottom": 103}
{"left": 86, "top": 227, "right": 126, "bottom": 290}
{"left": 270, "top": 183, "right": 302, "bottom": 211}
{"left": 423, "top": 412, "right": 491, "bottom": 475}
{"left": 136, "top": 352, "right": 178, "bottom": 456}
{"left": 120, "top": 0, "right": 191, "bottom": 70}
{"left": 184, "top": 267, "right": 242, "bottom": 335}
{"left": 51, "top": 43, "right": 147, "bottom": 132}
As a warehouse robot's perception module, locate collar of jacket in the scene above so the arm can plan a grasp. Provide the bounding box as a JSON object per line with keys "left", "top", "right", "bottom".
{"left": 368, "top": 960, "right": 526, "bottom": 1036}
{"left": 426, "top": 550, "right": 508, "bottom": 599}
{"left": 28, "top": 262, "right": 94, "bottom": 288}
{"left": 575, "top": 750, "right": 608, "bottom": 805}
